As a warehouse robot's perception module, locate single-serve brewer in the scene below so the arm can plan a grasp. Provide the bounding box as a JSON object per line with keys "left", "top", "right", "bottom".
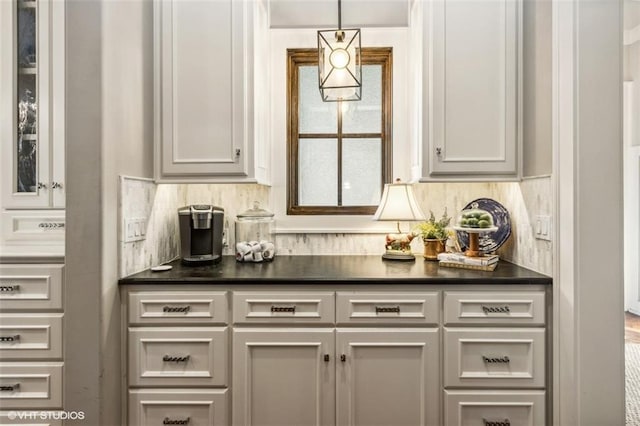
{"left": 178, "top": 205, "right": 224, "bottom": 265}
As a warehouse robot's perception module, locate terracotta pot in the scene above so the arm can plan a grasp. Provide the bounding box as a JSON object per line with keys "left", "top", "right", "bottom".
{"left": 423, "top": 238, "right": 446, "bottom": 260}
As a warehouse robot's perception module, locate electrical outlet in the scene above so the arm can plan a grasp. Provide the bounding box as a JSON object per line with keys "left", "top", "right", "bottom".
{"left": 534, "top": 215, "right": 552, "bottom": 241}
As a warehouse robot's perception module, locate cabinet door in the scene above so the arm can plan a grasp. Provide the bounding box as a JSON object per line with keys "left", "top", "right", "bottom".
{"left": 155, "top": 0, "right": 254, "bottom": 182}
{"left": 424, "top": 0, "right": 520, "bottom": 179}
{"left": 336, "top": 328, "right": 440, "bottom": 426}
{"left": 0, "top": 0, "right": 64, "bottom": 208}
{"left": 232, "top": 328, "right": 335, "bottom": 426}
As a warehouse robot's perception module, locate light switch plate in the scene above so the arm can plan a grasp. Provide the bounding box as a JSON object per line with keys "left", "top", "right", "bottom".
{"left": 534, "top": 215, "right": 552, "bottom": 241}
{"left": 124, "top": 218, "right": 147, "bottom": 243}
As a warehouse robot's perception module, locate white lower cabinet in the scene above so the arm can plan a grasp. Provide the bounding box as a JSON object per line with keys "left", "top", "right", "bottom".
{"left": 0, "top": 265, "right": 64, "bottom": 419}
{"left": 129, "top": 388, "right": 228, "bottom": 425}
{"left": 444, "top": 390, "right": 546, "bottom": 426}
{"left": 232, "top": 328, "right": 440, "bottom": 426}
{"left": 336, "top": 329, "right": 440, "bottom": 426}
{"left": 232, "top": 329, "right": 335, "bottom": 426}
{"left": 123, "top": 286, "right": 550, "bottom": 425}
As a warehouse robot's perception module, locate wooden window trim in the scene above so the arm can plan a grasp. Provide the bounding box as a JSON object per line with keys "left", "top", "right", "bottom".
{"left": 286, "top": 47, "right": 393, "bottom": 215}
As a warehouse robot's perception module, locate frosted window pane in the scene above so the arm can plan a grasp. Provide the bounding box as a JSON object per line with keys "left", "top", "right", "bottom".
{"left": 342, "top": 65, "right": 382, "bottom": 134}
{"left": 299, "top": 66, "right": 337, "bottom": 134}
{"left": 299, "top": 139, "right": 338, "bottom": 205}
{"left": 342, "top": 138, "right": 382, "bottom": 206}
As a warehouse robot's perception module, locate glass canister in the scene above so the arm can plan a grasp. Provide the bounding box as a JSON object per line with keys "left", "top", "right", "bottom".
{"left": 235, "top": 202, "right": 276, "bottom": 262}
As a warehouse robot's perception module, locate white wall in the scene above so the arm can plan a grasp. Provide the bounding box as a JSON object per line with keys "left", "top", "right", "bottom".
{"left": 523, "top": 0, "right": 552, "bottom": 177}
{"left": 65, "top": 0, "right": 102, "bottom": 422}
{"left": 66, "top": 0, "right": 155, "bottom": 423}
{"left": 554, "top": 0, "right": 624, "bottom": 423}
{"left": 101, "top": 1, "right": 154, "bottom": 424}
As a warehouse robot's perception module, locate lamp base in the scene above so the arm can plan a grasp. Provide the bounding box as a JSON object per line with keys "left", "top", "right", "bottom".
{"left": 382, "top": 252, "right": 416, "bottom": 261}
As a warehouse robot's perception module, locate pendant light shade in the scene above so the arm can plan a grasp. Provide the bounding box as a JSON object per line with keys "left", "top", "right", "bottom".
{"left": 317, "top": 0, "right": 362, "bottom": 102}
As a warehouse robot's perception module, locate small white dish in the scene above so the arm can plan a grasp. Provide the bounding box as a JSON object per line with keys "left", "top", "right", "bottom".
{"left": 150, "top": 265, "right": 173, "bottom": 272}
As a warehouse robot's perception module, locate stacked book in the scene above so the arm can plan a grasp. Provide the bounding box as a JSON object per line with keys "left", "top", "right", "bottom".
{"left": 437, "top": 253, "right": 499, "bottom": 271}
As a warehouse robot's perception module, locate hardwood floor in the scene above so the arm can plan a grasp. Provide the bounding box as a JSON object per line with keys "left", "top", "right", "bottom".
{"left": 626, "top": 312, "right": 640, "bottom": 343}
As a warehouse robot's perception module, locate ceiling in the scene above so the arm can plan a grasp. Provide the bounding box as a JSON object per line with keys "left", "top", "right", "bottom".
{"left": 268, "top": 0, "right": 410, "bottom": 29}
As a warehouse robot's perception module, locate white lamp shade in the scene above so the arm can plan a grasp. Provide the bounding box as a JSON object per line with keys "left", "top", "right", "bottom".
{"left": 372, "top": 182, "right": 426, "bottom": 221}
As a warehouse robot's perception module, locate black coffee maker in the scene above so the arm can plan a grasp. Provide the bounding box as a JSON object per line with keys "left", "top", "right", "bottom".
{"left": 178, "top": 205, "right": 224, "bottom": 265}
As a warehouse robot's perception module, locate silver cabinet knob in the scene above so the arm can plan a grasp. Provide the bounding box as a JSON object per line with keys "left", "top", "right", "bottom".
{"left": 37, "top": 182, "right": 47, "bottom": 189}
{"left": 51, "top": 182, "right": 63, "bottom": 189}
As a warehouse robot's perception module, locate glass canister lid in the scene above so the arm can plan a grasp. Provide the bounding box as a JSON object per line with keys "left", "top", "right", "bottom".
{"left": 457, "top": 202, "right": 495, "bottom": 229}
{"left": 237, "top": 201, "right": 274, "bottom": 220}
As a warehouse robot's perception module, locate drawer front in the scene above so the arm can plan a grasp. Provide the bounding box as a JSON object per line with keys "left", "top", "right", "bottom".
{"left": 444, "top": 390, "right": 545, "bottom": 426}
{"left": 0, "top": 314, "right": 63, "bottom": 360}
{"left": 444, "top": 291, "right": 546, "bottom": 325}
{"left": 129, "top": 327, "right": 228, "bottom": 387}
{"left": 233, "top": 292, "right": 334, "bottom": 325}
{"left": 129, "top": 291, "right": 228, "bottom": 325}
{"left": 0, "top": 363, "right": 63, "bottom": 409}
{"left": 129, "top": 388, "right": 228, "bottom": 426}
{"left": 0, "top": 265, "right": 63, "bottom": 311}
{"left": 444, "top": 328, "right": 545, "bottom": 388}
{"left": 0, "top": 411, "right": 62, "bottom": 425}
{"left": 336, "top": 292, "right": 439, "bottom": 325}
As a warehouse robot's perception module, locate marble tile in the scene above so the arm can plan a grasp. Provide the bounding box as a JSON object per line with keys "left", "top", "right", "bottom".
{"left": 492, "top": 177, "right": 553, "bottom": 275}
{"left": 118, "top": 177, "right": 553, "bottom": 276}
{"left": 118, "top": 176, "right": 184, "bottom": 277}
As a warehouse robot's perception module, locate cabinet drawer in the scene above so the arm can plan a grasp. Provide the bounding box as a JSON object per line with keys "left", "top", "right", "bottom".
{"left": 444, "top": 328, "right": 545, "bottom": 388}
{"left": 232, "top": 292, "right": 334, "bottom": 325}
{"left": 129, "top": 388, "right": 228, "bottom": 426}
{"left": 336, "top": 292, "right": 439, "bottom": 325}
{"left": 444, "top": 291, "right": 546, "bottom": 325}
{"left": 444, "top": 390, "right": 546, "bottom": 426}
{"left": 0, "top": 363, "right": 63, "bottom": 409}
{"left": 0, "top": 411, "right": 61, "bottom": 425}
{"left": 128, "top": 291, "right": 228, "bottom": 325}
{"left": 0, "top": 265, "right": 63, "bottom": 311}
{"left": 0, "top": 314, "right": 63, "bottom": 360}
{"left": 128, "top": 327, "right": 228, "bottom": 387}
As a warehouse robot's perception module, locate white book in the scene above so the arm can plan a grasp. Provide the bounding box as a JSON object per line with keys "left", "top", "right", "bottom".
{"left": 437, "top": 252, "right": 499, "bottom": 266}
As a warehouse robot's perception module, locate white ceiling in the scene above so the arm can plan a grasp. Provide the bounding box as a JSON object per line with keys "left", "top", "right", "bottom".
{"left": 268, "top": 0, "right": 409, "bottom": 29}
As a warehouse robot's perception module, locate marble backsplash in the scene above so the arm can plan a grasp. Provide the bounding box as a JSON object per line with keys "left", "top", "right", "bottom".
{"left": 118, "top": 176, "right": 183, "bottom": 277}
{"left": 119, "top": 176, "right": 553, "bottom": 277}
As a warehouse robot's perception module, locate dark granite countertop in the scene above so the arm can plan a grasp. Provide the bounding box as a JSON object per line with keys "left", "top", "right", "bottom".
{"left": 119, "top": 256, "right": 551, "bottom": 285}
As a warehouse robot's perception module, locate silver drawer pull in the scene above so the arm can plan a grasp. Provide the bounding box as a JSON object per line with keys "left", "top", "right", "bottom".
{"left": 162, "top": 305, "right": 191, "bottom": 313}
{"left": 271, "top": 305, "right": 296, "bottom": 313}
{"left": 0, "top": 384, "right": 20, "bottom": 392}
{"left": 0, "top": 285, "right": 20, "bottom": 292}
{"left": 481, "top": 305, "right": 511, "bottom": 314}
{"left": 0, "top": 335, "right": 20, "bottom": 342}
{"left": 482, "top": 355, "right": 510, "bottom": 364}
{"left": 162, "top": 355, "right": 190, "bottom": 363}
{"left": 483, "top": 419, "right": 510, "bottom": 426}
{"left": 163, "top": 417, "right": 190, "bottom": 425}
{"left": 375, "top": 305, "right": 400, "bottom": 314}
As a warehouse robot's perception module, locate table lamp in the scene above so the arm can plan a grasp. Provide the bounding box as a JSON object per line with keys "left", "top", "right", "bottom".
{"left": 373, "top": 180, "right": 426, "bottom": 261}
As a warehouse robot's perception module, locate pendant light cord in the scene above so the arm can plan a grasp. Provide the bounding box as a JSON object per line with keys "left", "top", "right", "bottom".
{"left": 338, "top": 0, "right": 342, "bottom": 30}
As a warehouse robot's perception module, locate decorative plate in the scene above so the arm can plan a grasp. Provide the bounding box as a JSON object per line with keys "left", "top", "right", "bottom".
{"left": 456, "top": 198, "right": 511, "bottom": 254}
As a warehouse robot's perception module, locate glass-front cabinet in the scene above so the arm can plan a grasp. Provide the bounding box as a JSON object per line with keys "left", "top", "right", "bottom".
{"left": 1, "top": 0, "right": 65, "bottom": 209}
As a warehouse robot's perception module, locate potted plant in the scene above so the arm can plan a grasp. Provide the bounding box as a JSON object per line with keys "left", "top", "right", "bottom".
{"left": 414, "top": 209, "right": 451, "bottom": 260}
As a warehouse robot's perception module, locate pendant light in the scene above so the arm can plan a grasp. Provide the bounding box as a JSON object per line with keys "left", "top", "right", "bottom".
{"left": 317, "top": 0, "right": 362, "bottom": 102}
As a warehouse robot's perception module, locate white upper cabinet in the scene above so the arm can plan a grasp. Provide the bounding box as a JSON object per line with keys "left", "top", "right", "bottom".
{"left": 154, "top": 0, "right": 268, "bottom": 183}
{"left": 0, "top": 0, "right": 65, "bottom": 208}
{"left": 415, "top": 0, "right": 522, "bottom": 181}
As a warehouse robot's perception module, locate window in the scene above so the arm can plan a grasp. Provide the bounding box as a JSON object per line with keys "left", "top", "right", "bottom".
{"left": 287, "top": 48, "right": 393, "bottom": 215}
